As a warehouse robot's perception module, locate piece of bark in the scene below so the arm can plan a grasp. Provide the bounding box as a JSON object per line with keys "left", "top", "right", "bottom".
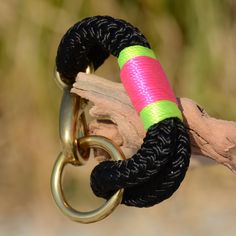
{"left": 71, "top": 72, "right": 236, "bottom": 173}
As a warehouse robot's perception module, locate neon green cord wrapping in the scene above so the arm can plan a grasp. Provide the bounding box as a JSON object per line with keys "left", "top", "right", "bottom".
{"left": 140, "top": 100, "right": 183, "bottom": 130}
{"left": 118, "top": 45, "right": 156, "bottom": 68}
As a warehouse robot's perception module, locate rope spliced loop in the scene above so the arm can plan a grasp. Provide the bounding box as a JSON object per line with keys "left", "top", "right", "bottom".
{"left": 51, "top": 15, "right": 191, "bottom": 223}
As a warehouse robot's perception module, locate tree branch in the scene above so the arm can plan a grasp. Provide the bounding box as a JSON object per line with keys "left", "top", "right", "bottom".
{"left": 71, "top": 72, "right": 236, "bottom": 173}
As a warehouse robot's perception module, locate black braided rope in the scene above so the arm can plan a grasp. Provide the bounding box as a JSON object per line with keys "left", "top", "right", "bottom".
{"left": 91, "top": 118, "right": 190, "bottom": 207}
{"left": 56, "top": 16, "right": 191, "bottom": 207}
{"left": 56, "top": 16, "right": 150, "bottom": 84}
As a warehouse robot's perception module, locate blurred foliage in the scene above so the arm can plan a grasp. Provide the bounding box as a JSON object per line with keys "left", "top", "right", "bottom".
{"left": 0, "top": 0, "right": 235, "bottom": 235}
{"left": 0, "top": 0, "right": 236, "bottom": 119}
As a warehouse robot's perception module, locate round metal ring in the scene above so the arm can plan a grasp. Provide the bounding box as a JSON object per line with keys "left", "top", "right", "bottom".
{"left": 51, "top": 135, "right": 126, "bottom": 224}
{"left": 55, "top": 70, "right": 69, "bottom": 89}
{"left": 59, "top": 89, "right": 89, "bottom": 165}
{"left": 55, "top": 65, "right": 94, "bottom": 89}
{"left": 56, "top": 65, "right": 93, "bottom": 165}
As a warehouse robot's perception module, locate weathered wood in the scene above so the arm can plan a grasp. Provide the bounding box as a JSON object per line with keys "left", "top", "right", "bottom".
{"left": 71, "top": 72, "right": 236, "bottom": 173}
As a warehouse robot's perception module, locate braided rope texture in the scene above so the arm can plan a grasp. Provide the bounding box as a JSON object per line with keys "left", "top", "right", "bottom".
{"left": 56, "top": 15, "right": 150, "bottom": 84}
{"left": 56, "top": 16, "right": 191, "bottom": 207}
{"left": 91, "top": 118, "right": 190, "bottom": 207}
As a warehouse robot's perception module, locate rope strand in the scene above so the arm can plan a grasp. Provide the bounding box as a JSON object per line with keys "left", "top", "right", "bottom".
{"left": 56, "top": 15, "right": 191, "bottom": 207}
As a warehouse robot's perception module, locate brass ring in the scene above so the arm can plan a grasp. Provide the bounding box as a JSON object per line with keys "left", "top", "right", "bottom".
{"left": 51, "top": 135, "right": 126, "bottom": 223}
{"left": 56, "top": 66, "right": 93, "bottom": 165}
{"left": 59, "top": 89, "right": 89, "bottom": 165}
{"left": 55, "top": 71, "right": 69, "bottom": 89}
{"left": 55, "top": 66, "right": 93, "bottom": 89}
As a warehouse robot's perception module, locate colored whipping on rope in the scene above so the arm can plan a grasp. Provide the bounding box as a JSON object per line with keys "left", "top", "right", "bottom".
{"left": 118, "top": 45, "right": 182, "bottom": 130}
{"left": 56, "top": 15, "right": 191, "bottom": 207}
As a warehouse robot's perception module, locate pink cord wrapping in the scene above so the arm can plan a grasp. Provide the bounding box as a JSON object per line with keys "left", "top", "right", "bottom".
{"left": 120, "top": 56, "right": 177, "bottom": 113}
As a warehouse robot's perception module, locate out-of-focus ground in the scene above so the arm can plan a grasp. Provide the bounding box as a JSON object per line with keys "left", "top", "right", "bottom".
{"left": 0, "top": 0, "right": 236, "bottom": 235}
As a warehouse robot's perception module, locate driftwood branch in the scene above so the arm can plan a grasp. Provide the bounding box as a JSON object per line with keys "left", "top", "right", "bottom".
{"left": 71, "top": 72, "right": 236, "bottom": 173}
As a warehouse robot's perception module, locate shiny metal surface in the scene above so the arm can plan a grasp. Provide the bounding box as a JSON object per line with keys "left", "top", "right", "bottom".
{"left": 59, "top": 89, "right": 89, "bottom": 165}
{"left": 51, "top": 66, "right": 125, "bottom": 223}
{"left": 51, "top": 136, "right": 125, "bottom": 224}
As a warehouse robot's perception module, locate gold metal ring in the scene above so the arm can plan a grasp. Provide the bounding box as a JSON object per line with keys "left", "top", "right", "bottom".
{"left": 59, "top": 89, "right": 89, "bottom": 165}
{"left": 56, "top": 66, "right": 93, "bottom": 165}
{"left": 55, "top": 66, "right": 93, "bottom": 89}
{"left": 55, "top": 71, "right": 70, "bottom": 89}
{"left": 51, "top": 135, "right": 126, "bottom": 224}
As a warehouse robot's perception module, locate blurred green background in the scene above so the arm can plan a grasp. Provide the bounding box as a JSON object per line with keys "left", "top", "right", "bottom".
{"left": 0, "top": 0, "right": 236, "bottom": 235}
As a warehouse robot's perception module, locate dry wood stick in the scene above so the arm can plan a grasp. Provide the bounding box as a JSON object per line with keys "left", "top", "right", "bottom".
{"left": 71, "top": 72, "right": 236, "bottom": 173}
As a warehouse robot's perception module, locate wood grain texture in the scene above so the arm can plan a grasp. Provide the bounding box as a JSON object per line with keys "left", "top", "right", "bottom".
{"left": 71, "top": 72, "right": 236, "bottom": 173}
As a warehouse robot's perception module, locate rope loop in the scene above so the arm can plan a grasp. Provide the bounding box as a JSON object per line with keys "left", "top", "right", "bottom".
{"left": 52, "top": 15, "right": 191, "bottom": 223}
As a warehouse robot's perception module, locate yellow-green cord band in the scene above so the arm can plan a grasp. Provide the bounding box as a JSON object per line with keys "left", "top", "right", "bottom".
{"left": 118, "top": 45, "right": 156, "bottom": 68}
{"left": 140, "top": 100, "right": 183, "bottom": 130}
